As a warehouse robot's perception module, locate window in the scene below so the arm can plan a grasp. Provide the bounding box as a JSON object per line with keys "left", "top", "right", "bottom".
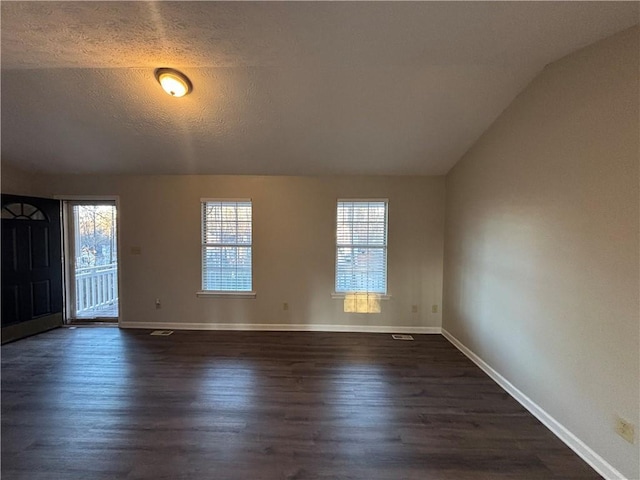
{"left": 335, "top": 199, "right": 388, "bottom": 294}
{"left": 201, "top": 200, "right": 252, "bottom": 293}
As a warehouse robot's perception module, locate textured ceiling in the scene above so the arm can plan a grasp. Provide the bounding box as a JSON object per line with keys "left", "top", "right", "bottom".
{"left": 2, "top": 1, "right": 638, "bottom": 175}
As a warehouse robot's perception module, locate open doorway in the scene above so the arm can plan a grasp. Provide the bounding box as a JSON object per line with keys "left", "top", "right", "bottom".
{"left": 64, "top": 200, "right": 119, "bottom": 322}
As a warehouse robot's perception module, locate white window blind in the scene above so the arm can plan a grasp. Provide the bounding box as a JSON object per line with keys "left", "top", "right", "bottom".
{"left": 201, "top": 200, "right": 252, "bottom": 292}
{"left": 335, "top": 200, "right": 388, "bottom": 294}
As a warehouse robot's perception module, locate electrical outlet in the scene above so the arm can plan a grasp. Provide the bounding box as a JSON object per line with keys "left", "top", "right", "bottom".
{"left": 155, "top": 298, "right": 161, "bottom": 309}
{"left": 283, "top": 302, "right": 289, "bottom": 311}
{"left": 411, "top": 305, "right": 418, "bottom": 313}
{"left": 432, "top": 304, "right": 438, "bottom": 313}
{"left": 615, "top": 416, "right": 635, "bottom": 444}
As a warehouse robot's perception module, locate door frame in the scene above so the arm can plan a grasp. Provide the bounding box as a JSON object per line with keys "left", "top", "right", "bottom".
{"left": 57, "top": 195, "right": 122, "bottom": 325}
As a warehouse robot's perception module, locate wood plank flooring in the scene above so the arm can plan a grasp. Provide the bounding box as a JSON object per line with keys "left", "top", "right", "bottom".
{"left": 1, "top": 328, "right": 601, "bottom": 479}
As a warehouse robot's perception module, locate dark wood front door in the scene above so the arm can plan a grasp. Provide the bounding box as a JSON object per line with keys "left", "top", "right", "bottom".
{"left": 1, "top": 194, "right": 63, "bottom": 342}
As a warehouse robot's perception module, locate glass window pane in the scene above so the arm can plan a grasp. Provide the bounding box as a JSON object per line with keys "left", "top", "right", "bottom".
{"left": 202, "top": 201, "right": 252, "bottom": 291}
{"left": 335, "top": 201, "right": 387, "bottom": 294}
{"left": 22, "top": 204, "right": 37, "bottom": 216}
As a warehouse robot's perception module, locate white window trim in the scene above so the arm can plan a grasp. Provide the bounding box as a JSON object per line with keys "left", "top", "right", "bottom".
{"left": 334, "top": 198, "right": 389, "bottom": 295}
{"left": 199, "top": 199, "right": 253, "bottom": 295}
{"left": 336, "top": 197, "right": 389, "bottom": 203}
{"left": 331, "top": 292, "right": 391, "bottom": 300}
{"left": 197, "top": 291, "right": 256, "bottom": 299}
{"left": 201, "top": 197, "right": 251, "bottom": 203}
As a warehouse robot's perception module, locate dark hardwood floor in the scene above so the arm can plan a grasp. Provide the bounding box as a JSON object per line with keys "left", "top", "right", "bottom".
{"left": 1, "top": 328, "right": 601, "bottom": 479}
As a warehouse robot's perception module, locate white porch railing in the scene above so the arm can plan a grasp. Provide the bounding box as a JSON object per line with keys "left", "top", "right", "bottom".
{"left": 75, "top": 263, "right": 118, "bottom": 315}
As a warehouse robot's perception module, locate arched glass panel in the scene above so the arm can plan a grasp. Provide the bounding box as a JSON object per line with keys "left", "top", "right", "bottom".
{"left": 1, "top": 203, "right": 47, "bottom": 221}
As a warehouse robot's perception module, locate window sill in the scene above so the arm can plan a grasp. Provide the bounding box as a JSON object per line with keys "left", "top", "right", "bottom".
{"left": 331, "top": 292, "right": 391, "bottom": 300}
{"left": 197, "top": 291, "right": 257, "bottom": 299}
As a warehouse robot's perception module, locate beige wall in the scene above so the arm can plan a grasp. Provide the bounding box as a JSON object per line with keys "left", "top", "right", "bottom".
{"left": 1, "top": 161, "right": 38, "bottom": 196}
{"left": 443, "top": 27, "right": 639, "bottom": 478}
{"left": 36, "top": 174, "right": 445, "bottom": 330}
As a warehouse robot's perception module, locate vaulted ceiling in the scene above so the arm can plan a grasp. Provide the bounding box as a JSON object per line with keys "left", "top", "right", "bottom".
{"left": 2, "top": 1, "right": 638, "bottom": 175}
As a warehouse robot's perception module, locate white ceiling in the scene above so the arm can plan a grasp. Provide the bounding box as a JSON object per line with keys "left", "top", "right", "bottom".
{"left": 1, "top": 1, "right": 638, "bottom": 175}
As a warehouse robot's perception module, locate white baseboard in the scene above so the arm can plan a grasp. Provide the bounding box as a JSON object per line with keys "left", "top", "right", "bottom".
{"left": 441, "top": 328, "right": 625, "bottom": 480}
{"left": 119, "top": 321, "right": 442, "bottom": 335}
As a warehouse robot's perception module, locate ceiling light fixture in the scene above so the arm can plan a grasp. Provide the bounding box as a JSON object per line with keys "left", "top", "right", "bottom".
{"left": 154, "top": 68, "right": 192, "bottom": 97}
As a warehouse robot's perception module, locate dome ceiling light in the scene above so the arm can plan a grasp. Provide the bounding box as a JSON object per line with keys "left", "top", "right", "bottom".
{"left": 154, "top": 68, "right": 192, "bottom": 97}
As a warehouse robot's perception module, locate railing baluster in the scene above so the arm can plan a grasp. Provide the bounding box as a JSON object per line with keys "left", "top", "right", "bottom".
{"left": 105, "top": 272, "right": 110, "bottom": 304}
{"left": 86, "top": 276, "right": 90, "bottom": 310}
{"left": 83, "top": 276, "right": 88, "bottom": 311}
{"left": 83, "top": 275, "right": 87, "bottom": 312}
{"left": 99, "top": 273, "right": 103, "bottom": 307}
{"left": 76, "top": 276, "right": 81, "bottom": 313}
{"left": 80, "top": 276, "right": 85, "bottom": 312}
{"left": 74, "top": 263, "right": 119, "bottom": 316}
{"left": 93, "top": 275, "right": 97, "bottom": 310}
{"left": 87, "top": 275, "right": 92, "bottom": 311}
{"left": 94, "top": 273, "right": 99, "bottom": 308}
